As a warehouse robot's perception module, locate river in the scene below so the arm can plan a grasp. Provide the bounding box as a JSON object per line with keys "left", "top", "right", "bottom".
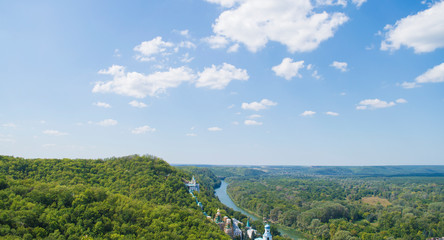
{"left": 214, "top": 180, "right": 306, "bottom": 240}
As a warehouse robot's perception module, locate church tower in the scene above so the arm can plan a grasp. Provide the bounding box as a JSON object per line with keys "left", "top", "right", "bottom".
{"left": 262, "top": 224, "right": 272, "bottom": 240}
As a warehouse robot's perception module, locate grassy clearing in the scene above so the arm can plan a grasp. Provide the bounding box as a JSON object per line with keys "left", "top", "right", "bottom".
{"left": 361, "top": 196, "right": 391, "bottom": 207}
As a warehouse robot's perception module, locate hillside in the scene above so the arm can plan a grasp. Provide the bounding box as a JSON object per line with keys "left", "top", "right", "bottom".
{"left": 0, "top": 155, "right": 230, "bottom": 240}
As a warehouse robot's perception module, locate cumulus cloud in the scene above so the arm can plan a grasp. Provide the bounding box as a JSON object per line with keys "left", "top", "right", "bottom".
{"left": 114, "top": 49, "right": 121, "bottom": 57}
{"left": 356, "top": 98, "right": 406, "bottom": 110}
{"left": 97, "top": 119, "right": 118, "bottom": 127}
{"left": 242, "top": 99, "right": 277, "bottom": 111}
{"left": 196, "top": 63, "right": 249, "bottom": 89}
{"left": 132, "top": 125, "right": 156, "bottom": 134}
{"left": 316, "top": 0, "right": 347, "bottom": 7}
{"left": 204, "top": 35, "right": 229, "bottom": 49}
{"left": 248, "top": 114, "right": 262, "bottom": 119}
{"left": 416, "top": 62, "right": 444, "bottom": 83}
{"left": 326, "top": 111, "right": 339, "bottom": 116}
{"left": 186, "top": 133, "right": 197, "bottom": 137}
{"left": 400, "top": 81, "right": 420, "bottom": 89}
{"left": 300, "top": 110, "right": 316, "bottom": 117}
{"left": 93, "top": 65, "right": 195, "bottom": 98}
{"left": 208, "top": 127, "right": 222, "bottom": 131}
{"left": 129, "top": 100, "right": 148, "bottom": 108}
{"left": 401, "top": 62, "right": 444, "bottom": 88}
{"left": 205, "top": 0, "right": 237, "bottom": 8}
{"left": 93, "top": 102, "right": 111, "bottom": 108}
{"left": 331, "top": 61, "right": 348, "bottom": 72}
{"left": 180, "top": 53, "right": 194, "bottom": 63}
{"left": 179, "top": 29, "right": 190, "bottom": 37}
{"left": 134, "top": 37, "right": 174, "bottom": 61}
{"left": 43, "top": 130, "right": 68, "bottom": 136}
{"left": 272, "top": 58, "right": 305, "bottom": 80}
{"left": 352, "top": 0, "right": 367, "bottom": 8}
{"left": 396, "top": 98, "right": 408, "bottom": 104}
{"left": 381, "top": 1, "right": 444, "bottom": 53}
{"left": 2, "top": 123, "right": 16, "bottom": 128}
{"left": 227, "top": 43, "right": 240, "bottom": 53}
{"left": 208, "top": 0, "right": 349, "bottom": 52}
{"left": 244, "top": 120, "right": 263, "bottom": 126}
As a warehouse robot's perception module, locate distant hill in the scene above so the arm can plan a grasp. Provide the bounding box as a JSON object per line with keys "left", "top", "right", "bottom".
{"left": 207, "top": 165, "right": 444, "bottom": 178}
{"left": 0, "top": 155, "right": 230, "bottom": 240}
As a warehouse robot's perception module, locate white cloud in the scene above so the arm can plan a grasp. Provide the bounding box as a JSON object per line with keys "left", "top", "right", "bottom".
{"left": 114, "top": 49, "right": 121, "bottom": 57}
{"left": 300, "top": 110, "right": 316, "bottom": 117}
{"left": 331, "top": 61, "right": 348, "bottom": 72}
{"left": 244, "top": 120, "right": 263, "bottom": 126}
{"left": 178, "top": 41, "right": 196, "bottom": 49}
{"left": 272, "top": 58, "right": 305, "bottom": 80}
{"left": 227, "top": 43, "right": 240, "bottom": 53}
{"left": 134, "top": 37, "right": 174, "bottom": 60}
{"left": 401, "top": 62, "right": 444, "bottom": 88}
{"left": 232, "top": 121, "right": 239, "bottom": 125}
{"left": 311, "top": 70, "right": 321, "bottom": 79}
{"left": 2, "top": 123, "right": 16, "bottom": 128}
{"left": 204, "top": 35, "right": 229, "bottom": 49}
{"left": 227, "top": 104, "right": 235, "bottom": 109}
{"left": 381, "top": 1, "right": 444, "bottom": 53}
{"left": 316, "top": 0, "right": 347, "bottom": 7}
{"left": 208, "top": 127, "right": 222, "bottom": 131}
{"left": 400, "top": 81, "right": 420, "bottom": 89}
{"left": 242, "top": 99, "right": 277, "bottom": 111}
{"left": 196, "top": 63, "right": 249, "bottom": 89}
{"left": 93, "top": 65, "right": 195, "bottom": 98}
{"left": 98, "top": 65, "right": 125, "bottom": 75}
{"left": 416, "top": 62, "right": 444, "bottom": 83}
{"left": 209, "top": 0, "right": 349, "bottom": 52}
{"left": 356, "top": 99, "right": 398, "bottom": 110}
{"left": 205, "top": 0, "right": 238, "bottom": 8}
{"left": 43, "top": 130, "right": 68, "bottom": 136}
{"left": 396, "top": 98, "right": 408, "bottom": 104}
{"left": 93, "top": 102, "right": 111, "bottom": 108}
{"left": 186, "top": 133, "right": 197, "bottom": 137}
{"left": 132, "top": 125, "right": 156, "bottom": 134}
{"left": 180, "top": 29, "right": 190, "bottom": 37}
{"left": 129, "top": 100, "right": 148, "bottom": 108}
{"left": 248, "top": 114, "right": 262, "bottom": 119}
{"left": 351, "top": 0, "right": 367, "bottom": 8}
{"left": 326, "top": 111, "right": 339, "bottom": 116}
{"left": 180, "top": 53, "right": 194, "bottom": 63}
{"left": 97, "top": 119, "right": 118, "bottom": 127}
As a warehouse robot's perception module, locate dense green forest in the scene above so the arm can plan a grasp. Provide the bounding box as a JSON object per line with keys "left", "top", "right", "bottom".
{"left": 209, "top": 166, "right": 444, "bottom": 240}
{"left": 0, "top": 155, "right": 230, "bottom": 240}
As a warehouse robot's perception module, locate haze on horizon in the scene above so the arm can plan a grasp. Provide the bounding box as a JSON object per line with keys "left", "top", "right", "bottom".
{"left": 1, "top": 0, "right": 443, "bottom": 166}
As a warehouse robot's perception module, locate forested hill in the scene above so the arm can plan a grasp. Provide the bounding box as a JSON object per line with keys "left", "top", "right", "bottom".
{"left": 0, "top": 155, "right": 230, "bottom": 240}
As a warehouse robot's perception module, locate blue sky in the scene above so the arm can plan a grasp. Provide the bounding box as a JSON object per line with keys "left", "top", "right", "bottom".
{"left": 1, "top": 0, "right": 443, "bottom": 165}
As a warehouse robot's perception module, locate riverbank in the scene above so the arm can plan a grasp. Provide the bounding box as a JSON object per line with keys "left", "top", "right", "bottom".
{"left": 215, "top": 180, "right": 307, "bottom": 240}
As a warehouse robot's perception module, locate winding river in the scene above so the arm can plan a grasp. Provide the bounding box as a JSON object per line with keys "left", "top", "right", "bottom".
{"left": 214, "top": 180, "right": 306, "bottom": 240}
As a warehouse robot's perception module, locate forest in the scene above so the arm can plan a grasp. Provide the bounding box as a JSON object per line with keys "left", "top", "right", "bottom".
{"left": 209, "top": 166, "right": 444, "bottom": 240}
{"left": 0, "top": 155, "right": 231, "bottom": 240}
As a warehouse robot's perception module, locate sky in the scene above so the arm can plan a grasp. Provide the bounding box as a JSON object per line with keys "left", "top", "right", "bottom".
{"left": 1, "top": 0, "right": 443, "bottom": 165}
